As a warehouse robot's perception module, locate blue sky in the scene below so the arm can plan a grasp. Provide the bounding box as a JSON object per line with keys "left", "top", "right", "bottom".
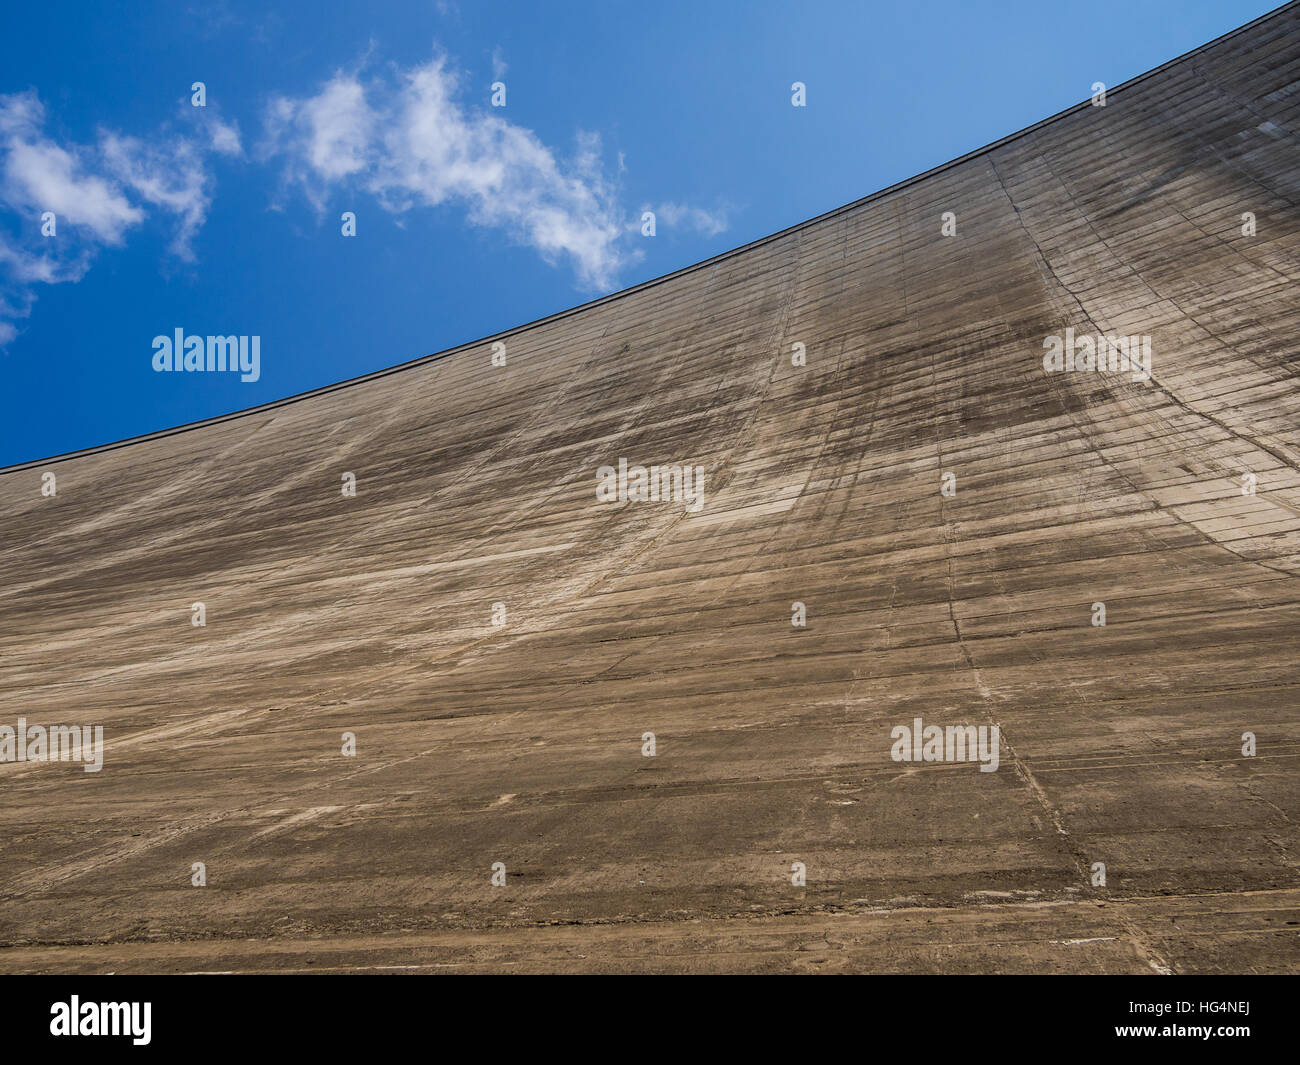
{"left": 0, "top": 0, "right": 1277, "bottom": 467}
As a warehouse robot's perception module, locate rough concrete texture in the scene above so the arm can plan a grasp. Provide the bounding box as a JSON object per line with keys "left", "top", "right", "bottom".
{"left": 2, "top": 5, "right": 1299, "bottom": 974}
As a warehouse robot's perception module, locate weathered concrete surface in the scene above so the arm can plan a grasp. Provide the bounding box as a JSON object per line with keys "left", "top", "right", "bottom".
{"left": 2, "top": 6, "right": 1299, "bottom": 974}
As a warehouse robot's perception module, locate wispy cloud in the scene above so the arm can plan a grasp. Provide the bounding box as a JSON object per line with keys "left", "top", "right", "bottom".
{"left": 648, "top": 201, "right": 732, "bottom": 238}
{"left": 264, "top": 75, "right": 372, "bottom": 194}
{"left": 0, "top": 93, "right": 142, "bottom": 246}
{"left": 262, "top": 53, "right": 635, "bottom": 290}
{"left": 0, "top": 44, "right": 733, "bottom": 346}
{"left": 0, "top": 91, "right": 237, "bottom": 344}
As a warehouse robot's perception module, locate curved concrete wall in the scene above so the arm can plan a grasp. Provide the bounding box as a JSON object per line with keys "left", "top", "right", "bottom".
{"left": 1, "top": 4, "right": 1298, "bottom": 972}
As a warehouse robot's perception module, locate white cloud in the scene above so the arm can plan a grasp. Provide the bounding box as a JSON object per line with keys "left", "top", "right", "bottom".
{"left": 0, "top": 93, "right": 142, "bottom": 245}
{"left": 265, "top": 75, "right": 372, "bottom": 198}
{"left": 651, "top": 201, "right": 731, "bottom": 238}
{"left": 0, "top": 91, "right": 231, "bottom": 345}
{"left": 0, "top": 52, "right": 736, "bottom": 346}
{"left": 207, "top": 116, "right": 244, "bottom": 157}
{"left": 263, "top": 55, "right": 636, "bottom": 290}
{"left": 100, "top": 133, "right": 212, "bottom": 260}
